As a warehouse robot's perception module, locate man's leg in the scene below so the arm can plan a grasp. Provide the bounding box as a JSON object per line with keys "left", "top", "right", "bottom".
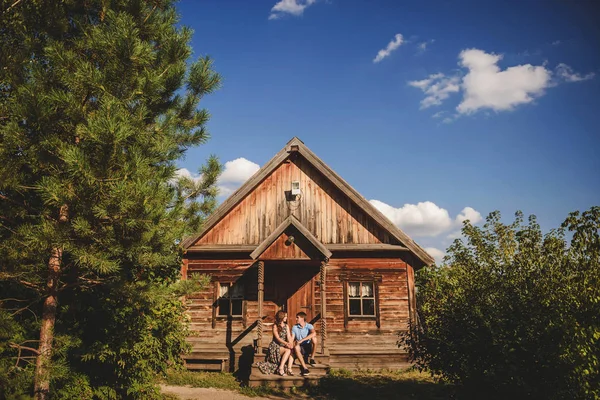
{"left": 294, "top": 344, "right": 309, "bottom": 372}
{"left": 310, "top": 336, "right": 318, "bottom": 358}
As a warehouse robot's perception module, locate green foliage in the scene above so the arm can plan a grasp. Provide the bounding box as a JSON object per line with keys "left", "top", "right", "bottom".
{"left": 0, "top": 0, "right": 221, "bottom": 398}
{"left": 402, "top": 207, "right": 600, "bottom": 399}
{"left": 304, "top": 369, "right": 451, "bottom": 400}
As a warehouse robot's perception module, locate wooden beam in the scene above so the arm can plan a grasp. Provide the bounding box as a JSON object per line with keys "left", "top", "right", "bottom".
{"left": 186, "top": 245, "right": 256, "bottom": 253}
{"left": 257, "top": 261, "right": 264, "bottom": 354}
{"left": 320, "top": 260, "right": 328, "bottom": 355}
{"left": 250, "top": 218, "right": 291, "bottom": 260}
{"left": 326, "top": 244, "right": 409, "bottom": 252}
{"left": 289, "top": 216, "right": 332, "bottom": 260}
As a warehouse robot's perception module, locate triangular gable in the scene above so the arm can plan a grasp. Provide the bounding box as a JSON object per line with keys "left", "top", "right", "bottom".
{"left": 250, "top": 215, "right": 332, "bottom": 260}
{"left": 182, "top": 137, "right": 434, "bottom": 267}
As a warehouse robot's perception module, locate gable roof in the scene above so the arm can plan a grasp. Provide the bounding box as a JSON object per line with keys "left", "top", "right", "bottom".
{"left": 182, "top": 137, "right": 434, "bottom": 267}
{"left": 250, "top": 215, "right": 332, "bottom": 260}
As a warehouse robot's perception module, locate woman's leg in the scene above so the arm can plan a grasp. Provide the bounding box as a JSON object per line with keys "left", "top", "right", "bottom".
{"left": 278, "top": 348, "right": 291, "bottom": 373}
{"left": 287, "top": 349, "right": 294, "bottom": 372}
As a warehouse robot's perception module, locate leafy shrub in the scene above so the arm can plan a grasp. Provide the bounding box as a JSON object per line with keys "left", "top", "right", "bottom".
{"left": 402, "top": 207, "right": 600, "bottom": 399}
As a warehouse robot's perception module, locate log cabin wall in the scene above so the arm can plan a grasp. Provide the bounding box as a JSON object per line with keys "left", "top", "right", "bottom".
{"left": 186, "top": 255, "right": 412, "bottom": 371}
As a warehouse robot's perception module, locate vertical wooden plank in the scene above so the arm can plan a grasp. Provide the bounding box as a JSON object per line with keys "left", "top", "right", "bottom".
{"left": 212, "top": 281, "right": 218, "bottom": 329}
{"left": 375, "top": 280, "right": 381, "bottom": 329}
{"left": 342, "top": 279, "right": 348, "bottom": 329}
{"left": 181, "top": 258, "right": 188, "bottom": 280}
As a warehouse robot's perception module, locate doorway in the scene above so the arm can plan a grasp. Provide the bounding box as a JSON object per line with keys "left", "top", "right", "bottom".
{"left": 265, "top": 262, "right": 319, "bottom": 323}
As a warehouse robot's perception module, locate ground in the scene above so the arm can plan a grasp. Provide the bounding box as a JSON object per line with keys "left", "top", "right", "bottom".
{"left": 160, "top": 385, "right": 288, "bottom": 400}
{"left": 159, "top": 368, "right": 452, "bottom": 400}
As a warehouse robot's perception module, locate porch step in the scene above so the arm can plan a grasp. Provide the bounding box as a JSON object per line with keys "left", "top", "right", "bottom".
{"left": 248, "top": 361, "right": 329, "bottom": 388}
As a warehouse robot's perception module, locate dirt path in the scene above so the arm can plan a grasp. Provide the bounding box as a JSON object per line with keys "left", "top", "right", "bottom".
{"left": 160, "top": 384, "right": 291, "bottom": 400}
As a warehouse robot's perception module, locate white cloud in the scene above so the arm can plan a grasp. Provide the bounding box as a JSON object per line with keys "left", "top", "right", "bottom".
{"left": 373, "top": 34, "right": 404, "bottom": 63}
{"left": 370, "top": 200, "right": 482, "bottom": 238}
{"left": 555, "top": 63, "right": 595, "bottom": 82}
{"left": 408, "top": 73, "right": 460, "bottom": 109}
{"left": 417, "top": 39, "right": 435, "bottom": 54}
{"left": 217, "top": 158, "right": 260, "bottom": 197}
{"left": 409, "top": 48, "right": 595, "bottom": 117}
{"left": 269, "top": 0, "right": 316, "bottom": 20}
{"left": 432, "top": 111, "right": 445, "bottom": 119}
{"left": 219, "top": 158, "right": 260, "bottom": 184}
{"left": 457, "top": 49, "right": 552, "bottom": 114}
{"left": 552, "top": 40, "right": 561, "bottom": 46}
{"left": 425, "top": 247, "right": 445, "bottom": 264}
{"left": 455, "top": 206, "right": 483, "bottom": 226}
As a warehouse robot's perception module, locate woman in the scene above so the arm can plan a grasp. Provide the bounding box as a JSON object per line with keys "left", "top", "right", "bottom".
{"left": 257, "top": 310, "right": 295, "bottom": 376}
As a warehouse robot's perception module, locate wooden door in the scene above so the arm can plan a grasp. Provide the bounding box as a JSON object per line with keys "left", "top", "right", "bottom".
{"left": 287, "top": 279, "right": 314, "bottom": 323}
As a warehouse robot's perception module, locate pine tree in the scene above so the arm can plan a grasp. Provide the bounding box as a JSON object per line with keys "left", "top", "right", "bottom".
{"left": 0, "top": 1, "right": 221, "bottom": 398}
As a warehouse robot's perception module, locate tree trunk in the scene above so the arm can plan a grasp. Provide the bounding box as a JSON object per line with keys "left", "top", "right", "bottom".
{"left": 34, "top": 205, "right": 68, "bottom": 400}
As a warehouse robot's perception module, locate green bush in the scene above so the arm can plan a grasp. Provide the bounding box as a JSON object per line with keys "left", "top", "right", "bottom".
{"left": 403, "top": 207, "right": 600, "bottom": 399}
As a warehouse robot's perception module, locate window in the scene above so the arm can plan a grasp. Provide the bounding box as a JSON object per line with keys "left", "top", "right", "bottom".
{"left": 218, "top": 282, "right": 244, "bottom": 316}
{"left": 348, "top": 282, "right": 375, "bottom": 316}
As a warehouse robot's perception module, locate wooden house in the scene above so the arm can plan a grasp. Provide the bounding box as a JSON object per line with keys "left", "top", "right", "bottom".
{"left": 180, "top": 137, "right": 434, "bottom": 382}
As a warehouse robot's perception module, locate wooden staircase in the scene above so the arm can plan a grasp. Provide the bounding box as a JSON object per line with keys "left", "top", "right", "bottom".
{"left": 248, "top": 350, "right": 330, "bottom": 388}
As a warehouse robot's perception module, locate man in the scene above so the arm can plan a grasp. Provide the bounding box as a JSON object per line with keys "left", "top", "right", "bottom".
{"left": 291, "top": 311, "right": 318, "bottom": 376}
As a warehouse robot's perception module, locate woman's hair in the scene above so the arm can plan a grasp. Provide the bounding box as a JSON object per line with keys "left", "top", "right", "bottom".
{"left": 275, "top": 310, "right": 287, "bottom": 325}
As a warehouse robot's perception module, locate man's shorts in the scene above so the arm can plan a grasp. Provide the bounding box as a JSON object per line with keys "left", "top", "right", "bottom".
{"left": 299, "top": 341, "right": 313, "bottom": 358}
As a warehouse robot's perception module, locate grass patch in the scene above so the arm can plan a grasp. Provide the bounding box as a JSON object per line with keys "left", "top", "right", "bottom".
{"left": 303, "top": 368, "right": 453, "bottom": 400}
{"left": 159, "top": 367, "right": 453, "bottom": 399}
{"left": 159, "top": 369, "right": 288, "bottom": 398}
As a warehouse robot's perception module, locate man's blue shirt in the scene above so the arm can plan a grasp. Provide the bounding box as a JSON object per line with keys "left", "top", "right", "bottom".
{"left": 292, "top": 323, "right": 314, "bottom": 343}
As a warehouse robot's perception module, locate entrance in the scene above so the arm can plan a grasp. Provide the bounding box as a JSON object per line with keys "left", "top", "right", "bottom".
{"left": 266, "top": 262, "right": 319, "bottom": 323}
{"left": 287, "top": 279, "right": 314, "bottom": 323}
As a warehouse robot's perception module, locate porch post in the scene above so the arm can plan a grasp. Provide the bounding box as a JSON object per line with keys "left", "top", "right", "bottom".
{"left": 257, "top": 260, "right": 264, "bottom": 353}
{"left": 320, "top": 258, "right": 328, "bottom": 355}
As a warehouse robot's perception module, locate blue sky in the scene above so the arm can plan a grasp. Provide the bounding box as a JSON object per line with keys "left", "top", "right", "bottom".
{"left": 174, "top": 0, "right": 600, "bottom": 262}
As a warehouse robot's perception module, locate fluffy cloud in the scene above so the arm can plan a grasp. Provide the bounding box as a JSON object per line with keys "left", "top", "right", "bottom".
{"left": 409, "top": 48, "right": 595, "bottom": 117}
{"left": 370, "top": 200, "right": 482, "bottom": 238}
{"left": 373, "top": 34, "right": 404, "bottom": 63}
{"left": 425, "top": 247, "right": 446, "bottom": 264}
{"left": 269, "top": 0, "right": 316, "bottom": 20}
{"left": 455, "top": 206, "right": 483, "bottom": 226}
{"left": 217, "top": 158, "right": 260, "bottom": 196}
{"left": 408, "top": 73, "right": 460, "bottom": 109}
{"left": 457, "top": 49, "right": 552, "bottom": 114}
{"left": 555, "top": 63, "right": 595, "bottom": 82}
{"left": 219, "top": 158, "right": 260, "bottom": 184}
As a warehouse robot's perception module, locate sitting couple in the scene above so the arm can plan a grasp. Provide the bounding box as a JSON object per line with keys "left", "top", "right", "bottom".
{"left": 257, "top": 310, "right": 317, "bottom": 376}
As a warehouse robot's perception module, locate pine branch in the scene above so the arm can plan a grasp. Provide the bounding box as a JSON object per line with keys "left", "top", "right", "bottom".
{"left": 143, "top": 4, "right": 158, "bottom": 24}
{"left": 3, "top": 0, "right": 24, "bottom": 14}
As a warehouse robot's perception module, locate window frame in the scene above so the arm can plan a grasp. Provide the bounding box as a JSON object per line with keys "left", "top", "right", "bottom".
{"left": 347, "top": 281, "right": 376, "bottom": 317}
{"left": 342, "top": 277, "right": 381, "bottom": 329}
{"left": 215, "top": 281, "right": 245, "bottom": 319}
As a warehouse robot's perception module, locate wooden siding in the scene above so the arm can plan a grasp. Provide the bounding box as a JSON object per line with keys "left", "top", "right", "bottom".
{"left": 196, "top": 157, "right": 395, "bottom": 246}
{"left": 185, "top": 257, "right": 411, "bottom": 370}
